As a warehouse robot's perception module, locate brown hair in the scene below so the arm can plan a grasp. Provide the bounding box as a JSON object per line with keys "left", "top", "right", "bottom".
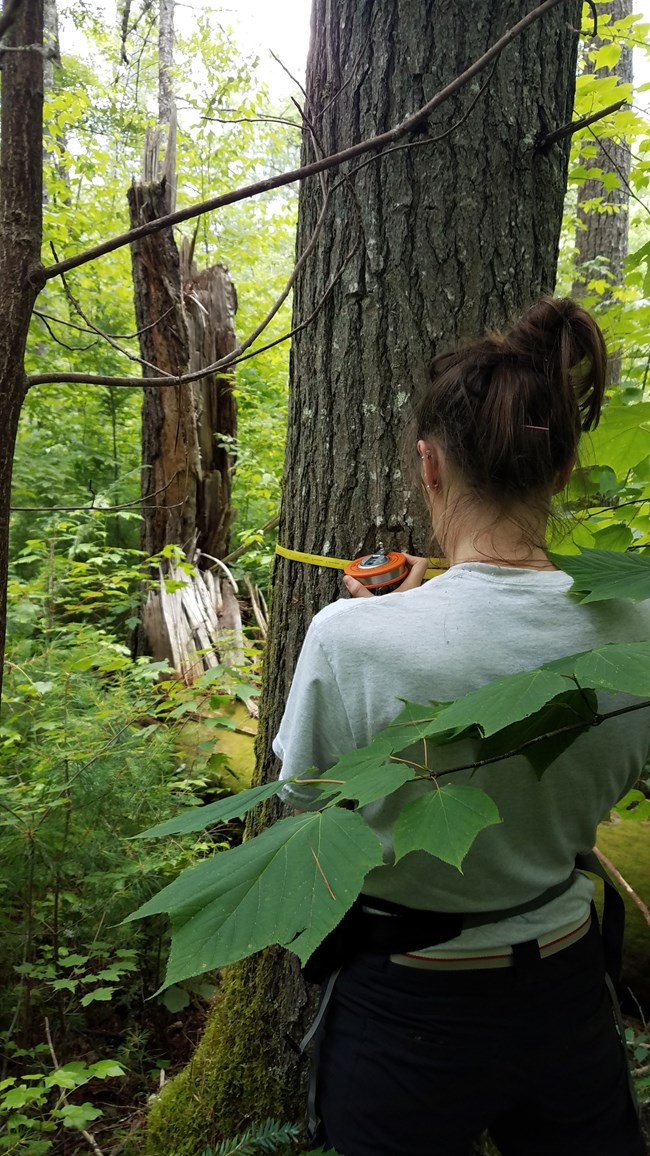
{"left": 413, "top": 297, "right": 607, "bottom": 503}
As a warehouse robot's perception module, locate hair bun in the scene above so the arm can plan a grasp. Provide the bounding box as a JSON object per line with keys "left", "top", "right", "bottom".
{"left": 501, "top": 296, "right": 607, "bottom": 432}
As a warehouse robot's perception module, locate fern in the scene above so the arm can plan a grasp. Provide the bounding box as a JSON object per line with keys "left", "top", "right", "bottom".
{"left": 200, "top": 1118, "right": 301, "bottom": 1156}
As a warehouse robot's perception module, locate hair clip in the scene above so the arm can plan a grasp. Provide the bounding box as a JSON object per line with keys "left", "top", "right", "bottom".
{"left": 523, "top": 424, "right": 549, "bottom": 431}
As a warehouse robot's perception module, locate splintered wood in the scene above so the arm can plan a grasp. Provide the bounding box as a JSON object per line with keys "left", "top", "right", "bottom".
{"left": 142, "top": 552, "right": 255, "bottom": 706}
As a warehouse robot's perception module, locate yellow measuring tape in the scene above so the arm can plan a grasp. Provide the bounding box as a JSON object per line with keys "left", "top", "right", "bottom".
{"left": 275, "top": 543, "right": 447, "bottom": 580}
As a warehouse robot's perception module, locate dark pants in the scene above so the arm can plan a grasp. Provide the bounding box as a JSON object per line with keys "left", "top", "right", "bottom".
{"left": 315, "top": 921, "right": 646, "bottom": 1156}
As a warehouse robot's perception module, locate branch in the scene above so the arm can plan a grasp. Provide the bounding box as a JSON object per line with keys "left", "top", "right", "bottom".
{"left": 41, "top": 0, "right": 571, "bottom": 282}
{"left": 0, "top": 0, "right": 23, "bottom": 43}
{"left": 33, "top": 305, "right": 176, "bottom": 342}
{"left": 44, "top": 1018, "right": 106, "bottom": 1156}
{"left": 27, "top": 234, "right": 357, "bottom": 388}
{"left": 222, "top": 515, "right": 280, "bottom": 564}
{"left": 537, "top": 98, "right": 627, "bottom": 152}
{"left": 10, "top": 474, "right": 180, "bottom": 513}
{"left": 429, "top": 698, "right": 650, "bottom": 779}
{"left": 52, "top": 244, "right": 174, "bottom": 377}
{"left": 593, "top": 846, "right": 650, "bottom": 929}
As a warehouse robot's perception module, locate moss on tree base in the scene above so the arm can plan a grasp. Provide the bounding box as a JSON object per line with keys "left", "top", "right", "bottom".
{"left": 145, "top": 948, "right": 312, "bottom": 1156}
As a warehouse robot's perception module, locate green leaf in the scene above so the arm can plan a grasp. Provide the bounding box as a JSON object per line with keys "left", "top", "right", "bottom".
{"left": 613, "top": 789, "right": 650, "bottom": 822}
{"left": 476, "top": 688, "right": 598, "bottom": 778}
{"left": 550, "top": 548, "right": 650, "bottom": 603}
{"left": 56, "top": 1102, "right": 103, "bottom": 1129}
{"left": 573, "top": 642, "right": 650, "bottom": 696}
{"left": 394, "top": 784, "right": 501, "bottom": 870}
{"left": 136, "top": 781, "right": 288, "bottom": 838}
{"left": 126, "top": 810, "right": 383, "bottom": 982}
{"left": 314, "top": 759, "right": 417, "bottom": 807}
{"left": 79, "top": 987, "right": 115, "bottom": 1006}
{"left": 591, "top": 523, "right": 634, "bottom": 552}
{"left": 160, "top": 985, "right": 191, "bottom": 1013}
{"left": 584, "top": 402, "right": 650, "bottom": 476}
{"left": 88, "top": 1060, "right": 124, "bottom": 1079}
{"left": 426, "top": 668, "right": 567, "bottom": 738}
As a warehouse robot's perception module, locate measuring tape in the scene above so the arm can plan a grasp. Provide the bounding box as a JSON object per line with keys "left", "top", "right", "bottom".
{"left": 275, "top": 543, "right": 447, "bottom": 583}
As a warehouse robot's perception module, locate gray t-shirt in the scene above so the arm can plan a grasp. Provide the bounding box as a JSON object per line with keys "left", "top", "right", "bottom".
{"left": 274, "top": 563, "right": 650, "bottom": 951}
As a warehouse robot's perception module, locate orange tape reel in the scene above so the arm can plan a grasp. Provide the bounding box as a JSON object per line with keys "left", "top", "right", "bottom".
{"left": 344, "top": 545, "right": 409, "bottom": 591}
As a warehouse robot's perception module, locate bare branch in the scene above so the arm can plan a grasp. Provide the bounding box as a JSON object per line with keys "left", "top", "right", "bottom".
{"left": 10, "top": 474, "right": 180, "bottom": 514}
{"left": 34, "top": 305, "right": 176, "bottom": 341}
{"left": 41, "top": 0, "right": 571, "bottom": 282}
{"left": 594, "top": 846, "right": 650, "bottom": 929}
{"left": 222, "top": 514, "right": 280, "bottom": 564}
{"left": 52, "top": 244, "right": 175, "bottom": 377}
{"left": 537, "top": 98, "right": 627, "bottom": 153}
{"left": 201, "top": 114, "right": 301, "bottom": 130}
{"left": 34, "top": 310, "right": 98, "bottom": 352}
{"left": 27, "top": 235, "right": 356, "bottom": 389}
{"left": 0, "top": 0, "right": 23, "bottom": 43}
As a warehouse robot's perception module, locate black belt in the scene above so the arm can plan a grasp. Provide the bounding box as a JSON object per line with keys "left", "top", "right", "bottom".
{"left": 302, "top": 852, "right": 625, "bottom": 986}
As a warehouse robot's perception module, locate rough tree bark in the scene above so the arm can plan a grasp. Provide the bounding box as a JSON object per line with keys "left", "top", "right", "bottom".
{"left": 0, "top": 0, "right": 44, "bottom": 706}
{"left": 572, "top": 0, "right": 632, "bottom": 383}
{"left": 144, "top": 3, "right": 582, "bottom": 1154}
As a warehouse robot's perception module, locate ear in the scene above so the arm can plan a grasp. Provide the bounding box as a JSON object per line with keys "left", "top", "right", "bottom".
{"left": 417, "top": 439, "right": 443, "bottom": 490}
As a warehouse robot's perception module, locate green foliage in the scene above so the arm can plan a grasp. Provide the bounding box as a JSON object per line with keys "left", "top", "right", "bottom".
{"left": 0, "top": 1055, "right": 124, "bottom": 1154}
{"left": 549, "top": 547, "right": 650, "bottom": 602}
{"left": 200, "top": 1117, "right": 301, "bottom": 1155}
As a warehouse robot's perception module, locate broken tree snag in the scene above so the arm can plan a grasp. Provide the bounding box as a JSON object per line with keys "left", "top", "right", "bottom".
{"left": 181, "top": 240, "right": 238, "bottom": 562}
{"left": 127, "top": 125, "right": 239, "bottom": 673}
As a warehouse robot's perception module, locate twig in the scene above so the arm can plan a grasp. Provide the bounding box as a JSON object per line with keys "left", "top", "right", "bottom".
{"left": 28, "top": 238, "right": 357, "bottom": 388}
{"left": 593, "top": 846, "right": 650, "bottom": 929}
{"left": 41, "top": 0, "right": 571, "bottom": 282}
{"left": 243, "top": 575, "right": 268, "bottom": 639}
{"left": 222, "top": 514, "right": 280, "bottom": 564}
{"left": 200, "top": 552, "right": 238, "bottom": 594}
{"left": 586, "top": 125, "right": 650, "bottom": 220}
{"left": 333, "top": 62, "right": 497, "bottom": 192}
{"left": 537, "top": 98, "right": 627, "bottom": 152}
{"left": 44, "top": 1018, "right": 106, "bottom": 1156}
{"left": 10, "top": 473, "right": 179, "bottom": 513}
{"left": 52, "top": 246, "right": 175, "bottom": 377}
{"left": 0, "top": 0, "right": 23, "bottom": 43}
{"left": 584, "top": 0, "right": 598, "bottom": 38}
{"left": 270, "top": 48, "right": 308, "bottom": 103}
{"left": 33, "top": 305, "right": 176, "bottom": 341}
{"left": 35, "top": 311, "right": 98, "bottom": 352}
{"left": 201, "top": 114, "right": 301, "bottom": 130}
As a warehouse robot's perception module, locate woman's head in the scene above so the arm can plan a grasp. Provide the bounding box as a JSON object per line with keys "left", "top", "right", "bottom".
{"left": 412, "top": 297, "right": 607, "bottom": 559}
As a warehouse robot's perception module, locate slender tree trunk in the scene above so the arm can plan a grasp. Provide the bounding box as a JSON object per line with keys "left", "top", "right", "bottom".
{"left": 0, "top": 0, "right": 45, "bottom": 706}
{"left": 572, "top": 0, "right": 632, "bottom": 383}
{"left": 145, "top": 3, "right": 581, "bottom": 1152}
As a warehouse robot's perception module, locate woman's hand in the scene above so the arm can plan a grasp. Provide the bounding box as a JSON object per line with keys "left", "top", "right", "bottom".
{"left": 342, "top": 554, "right": 429, "bottom": 599}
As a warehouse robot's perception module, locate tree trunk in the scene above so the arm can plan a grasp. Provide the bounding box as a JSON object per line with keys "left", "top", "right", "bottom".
{"left": 145, "top": 3, "right": 581, "bottom": 1152}
{"left": 128, "top": 0, "right": 239, "bottom": 668}
{"left": 572, "top": 0, "right": 632, "bottom": 383}
{"left": 0, "top": 0, "right": 44, "bottom": 706}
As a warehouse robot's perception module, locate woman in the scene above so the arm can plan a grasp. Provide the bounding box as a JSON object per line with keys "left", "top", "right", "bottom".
{"left": 274, "top": 297, "right": 649, "bottom": 1156}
